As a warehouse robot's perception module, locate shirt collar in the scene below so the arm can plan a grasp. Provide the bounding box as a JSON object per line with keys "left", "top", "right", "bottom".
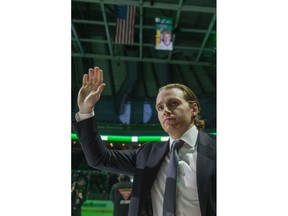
{"left": 169, "top": 125, "right": 199, "bottom": 151}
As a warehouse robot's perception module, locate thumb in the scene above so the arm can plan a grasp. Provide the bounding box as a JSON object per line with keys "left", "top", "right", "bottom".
{"left": 95, "top": 83, "right": 106, "bottom": 95}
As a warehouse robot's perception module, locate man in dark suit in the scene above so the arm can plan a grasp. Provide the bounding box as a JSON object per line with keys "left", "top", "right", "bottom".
{"left": 72, "top": 67, "right": 216, "bottom": 216}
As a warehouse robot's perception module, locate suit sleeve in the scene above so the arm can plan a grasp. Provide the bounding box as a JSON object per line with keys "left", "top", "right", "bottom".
{"left": 72, "top": 116, "right": 137, "bottom": 175}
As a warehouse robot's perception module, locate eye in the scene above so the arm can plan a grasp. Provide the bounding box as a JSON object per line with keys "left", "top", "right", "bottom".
{"left": 169, "top": 100, "right": 179, "bottom": 108}
{"left": 157, "top": 105, "right": 164, "bottom": 111}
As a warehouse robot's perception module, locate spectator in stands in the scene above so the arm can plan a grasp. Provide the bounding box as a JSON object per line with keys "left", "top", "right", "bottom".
{"left": 72, "top": 175, "right": 87, "bottom": 216}
{"left": 110, "top": 175, "right": 133, "bottom": 216}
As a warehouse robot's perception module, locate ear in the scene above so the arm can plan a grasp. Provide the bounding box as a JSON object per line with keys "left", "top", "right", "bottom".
{"left": 190, "top": 102, "right": 199, "bottom": 117}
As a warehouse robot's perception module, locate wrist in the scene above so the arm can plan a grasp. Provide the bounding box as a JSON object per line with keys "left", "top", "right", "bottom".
{"left": 76, "top": 111, "right": 95, "bottom": 122}
{"left": 79, "top": 107, "right": 94, "bottom": 114}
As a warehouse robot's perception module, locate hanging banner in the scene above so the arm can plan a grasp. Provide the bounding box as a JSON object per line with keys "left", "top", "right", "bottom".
{"left": 155, "top": 17, "right": 173, "bottom": 51}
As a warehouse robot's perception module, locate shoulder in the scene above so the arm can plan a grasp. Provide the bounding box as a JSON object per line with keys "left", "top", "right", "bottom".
{"left": 136, "top": 141, "right": 168, "bottom": 153}
{"left": 197, "top": 131, "right": 216, "bottom": 160}
{"left": 198, "top": 131, "right": 216, "bottom": 145}
{"left": 134, "top": 141, "right": 169, "bottom": 165}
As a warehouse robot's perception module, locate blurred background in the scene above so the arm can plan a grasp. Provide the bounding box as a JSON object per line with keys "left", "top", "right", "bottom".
{"left": 71, "top": 0, "right": 216, "bottom": 215}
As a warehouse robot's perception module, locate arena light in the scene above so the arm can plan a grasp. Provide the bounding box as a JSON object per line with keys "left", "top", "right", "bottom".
{"left": 71, "top": 133, "right": 169, "bottom": 142}
{"left": 71, "top": 133, "right": 217, "bottom": 142}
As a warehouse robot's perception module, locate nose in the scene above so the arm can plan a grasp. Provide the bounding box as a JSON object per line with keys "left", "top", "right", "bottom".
{"left": 163, "top": 105, "right": 172, "bottom": 115}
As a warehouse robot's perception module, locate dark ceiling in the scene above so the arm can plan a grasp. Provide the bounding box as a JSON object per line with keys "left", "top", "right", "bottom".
{"left": 71, "top": 0, "right": 217, "bottom": 135}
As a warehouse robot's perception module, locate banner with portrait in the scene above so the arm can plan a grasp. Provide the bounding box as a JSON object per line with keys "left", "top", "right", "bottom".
{"left": 155, "top": 17, "right": 173, "bottom": 51}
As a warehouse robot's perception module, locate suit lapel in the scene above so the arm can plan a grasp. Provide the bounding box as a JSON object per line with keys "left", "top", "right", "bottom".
{"left": 146, "top": 140, "right": 170, "bottom": 168}
{"left": 142, "top": 140, "right": 169, "bottom": 191}
{"left": 130, "top": 141, "right": 170, "bottom": 215}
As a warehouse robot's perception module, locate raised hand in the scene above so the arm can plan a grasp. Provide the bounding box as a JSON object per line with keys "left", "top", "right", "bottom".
{"left": 77, "top": 67, "right": 106, "bottom": 114}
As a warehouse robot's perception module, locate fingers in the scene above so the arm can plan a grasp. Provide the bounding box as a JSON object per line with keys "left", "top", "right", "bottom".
{"left": 82, "top": 67, "right": 104, "bottom": 87}
{"left": 95, "top": 67, "right": 103, "bottom": 87}
{"left": 96, "top": 67, "right": 103, "bottom": 82}
{"left": 82, "top": 74, "right": 88, "bottom": 87}
{"left": 88, "top": 68, "right": 94, "bottom": 84}
{"left": 82, "top": 68, "right": 94, "bottom": 87}
{"left": 95, "top": 67, "right": 105, "bottom": 95}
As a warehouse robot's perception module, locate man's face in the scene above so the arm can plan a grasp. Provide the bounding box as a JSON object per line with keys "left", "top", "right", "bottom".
{"left": 163, "top": 32, "right": 171, "bottom": 45}
{"left": 156, "top": 88, "right": 196, "bottom": 139}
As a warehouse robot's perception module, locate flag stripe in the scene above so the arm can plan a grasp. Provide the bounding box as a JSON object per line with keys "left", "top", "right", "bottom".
{"left": 115, "top": 6, "right": 136, "bottom": 45}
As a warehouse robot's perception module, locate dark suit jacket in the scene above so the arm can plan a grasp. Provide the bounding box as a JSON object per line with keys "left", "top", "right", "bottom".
{"left": 72, "top": 117, "right": 216, "bottom": 216}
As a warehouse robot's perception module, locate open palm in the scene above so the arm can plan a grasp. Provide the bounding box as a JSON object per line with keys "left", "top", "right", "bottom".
{"left": 77, "top": 67, "right": 106, "bottom": 114}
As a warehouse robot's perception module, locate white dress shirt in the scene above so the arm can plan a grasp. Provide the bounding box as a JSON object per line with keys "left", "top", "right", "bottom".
{"left": 76, "top": 112, "right": 201, "bottom": 216}
{"left": 151, "top": 126, "right": 201, "bottom": 216}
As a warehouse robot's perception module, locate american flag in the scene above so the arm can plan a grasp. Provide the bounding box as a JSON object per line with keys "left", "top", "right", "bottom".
{"left": 115, "top": 5, "right": 136, "bottom": 45}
